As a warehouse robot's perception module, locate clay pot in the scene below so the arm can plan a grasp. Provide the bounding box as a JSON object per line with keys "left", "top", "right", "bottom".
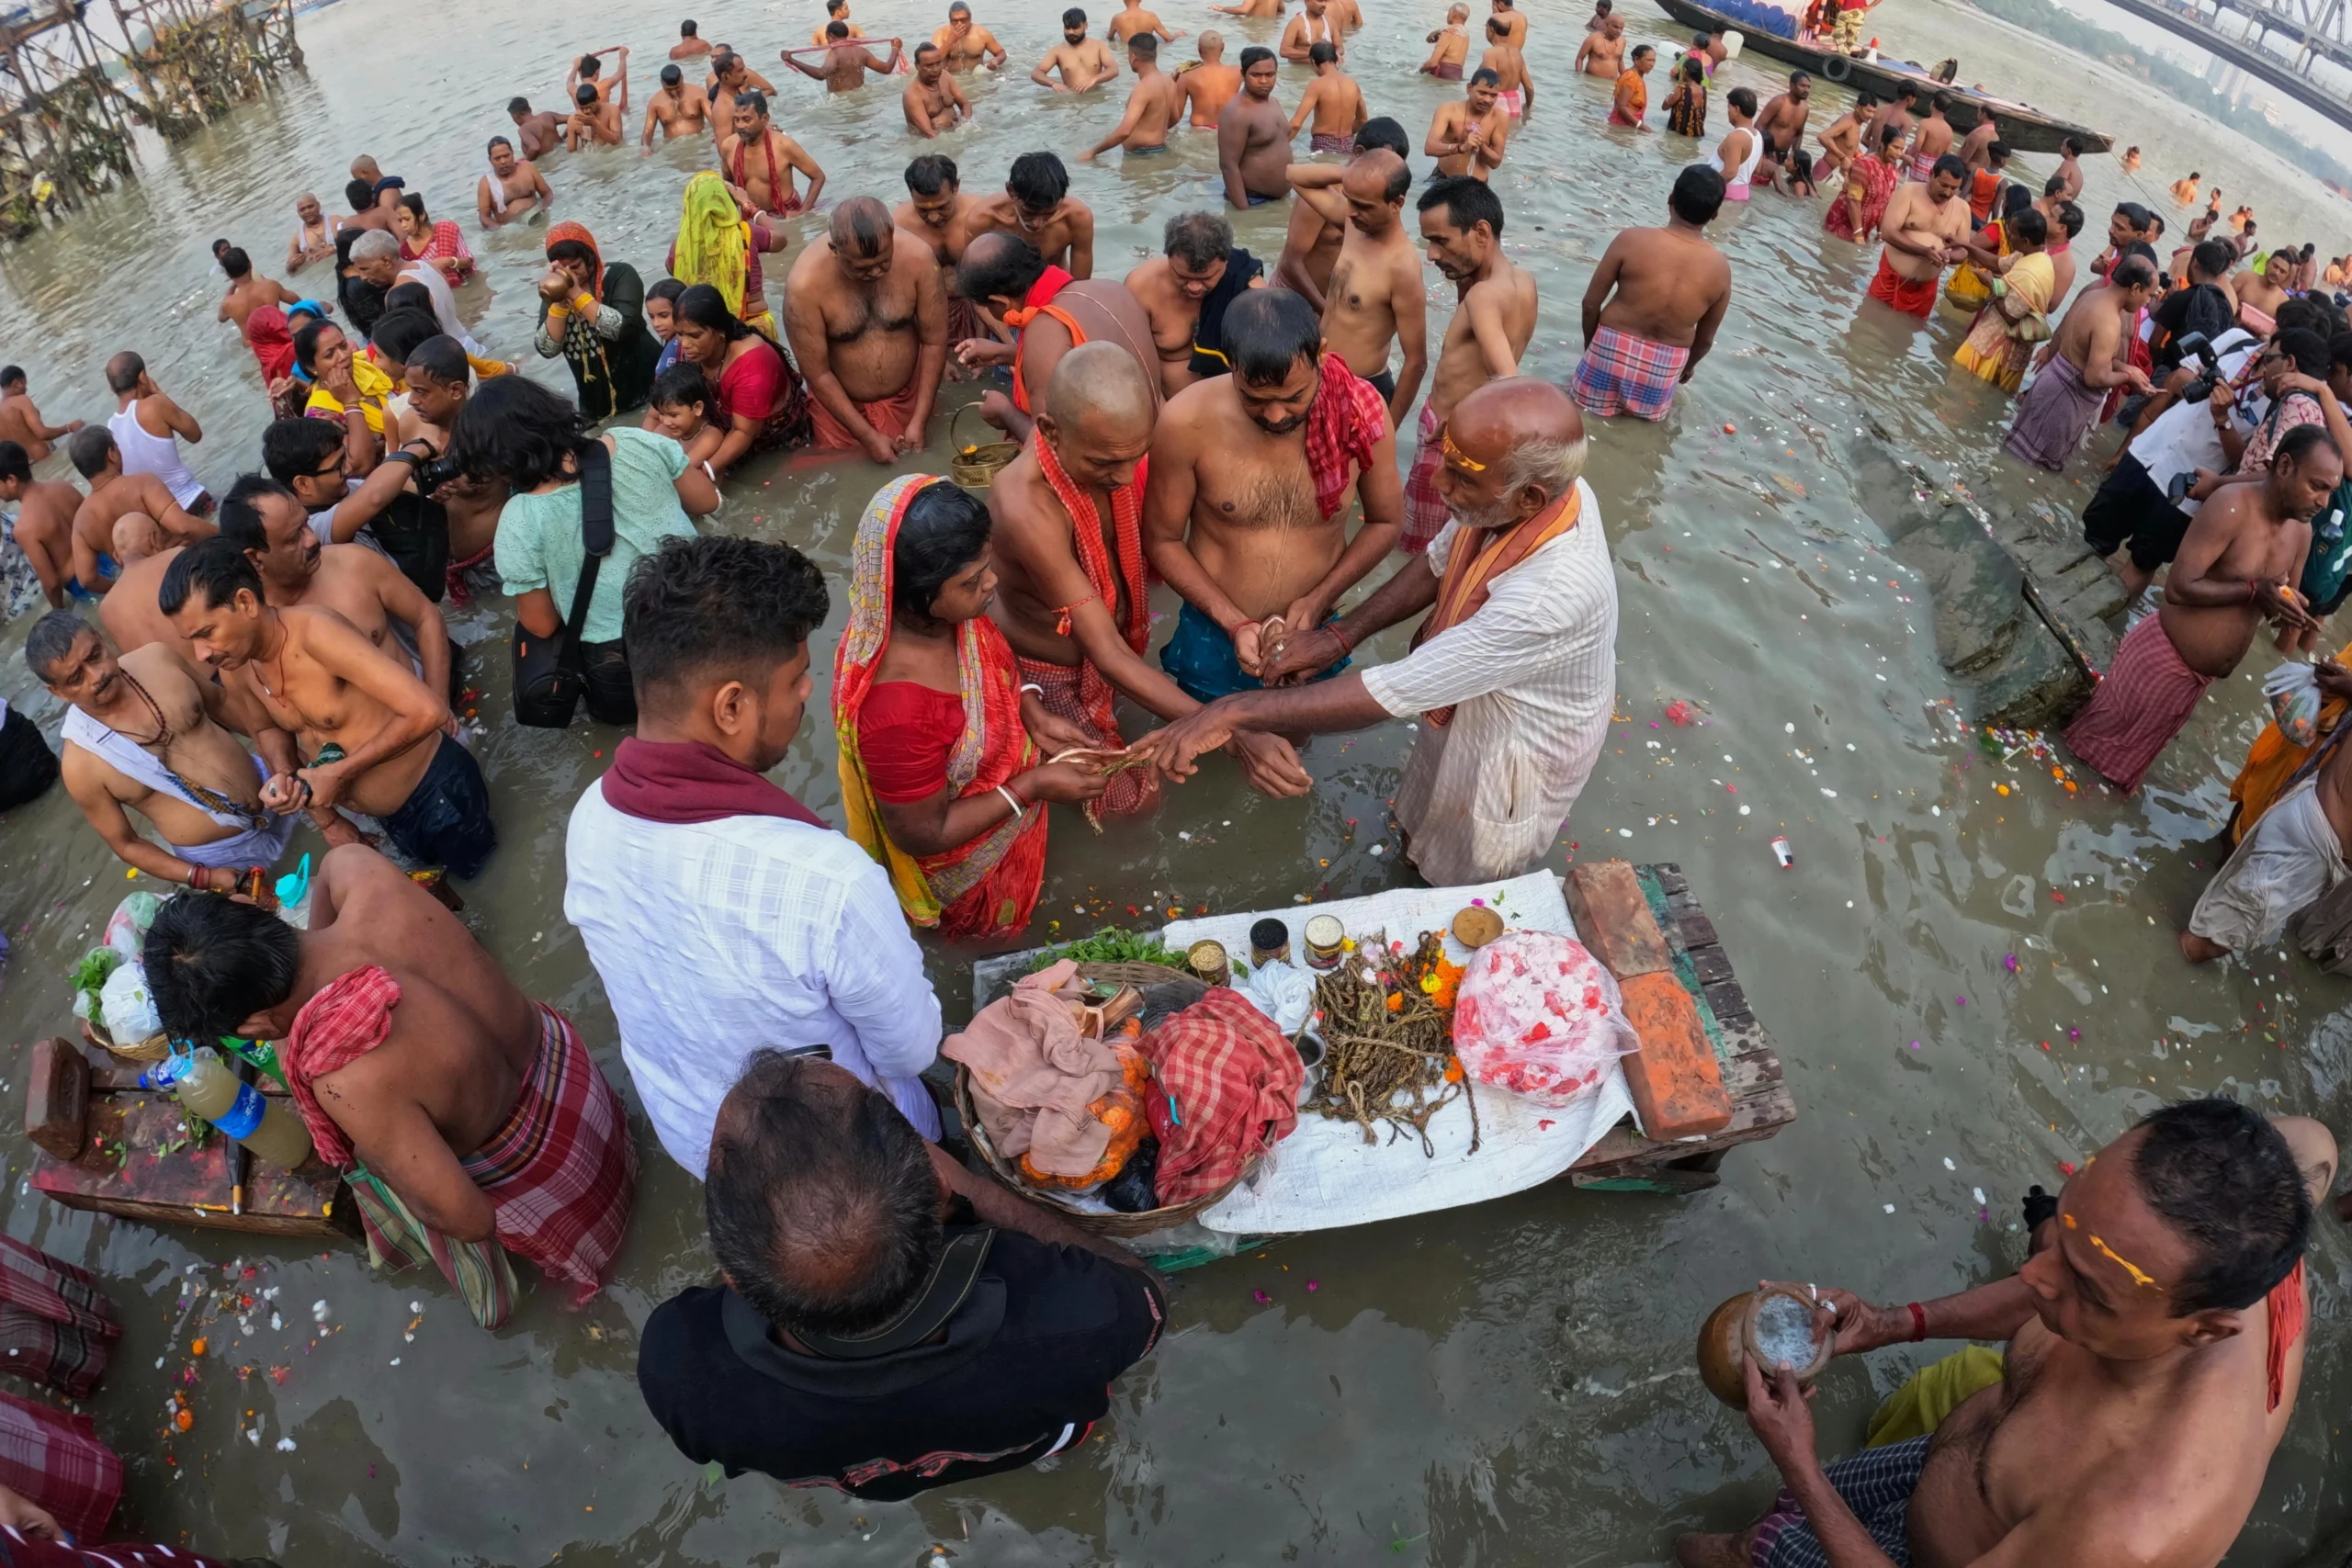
{"left": 1696, "top": 1282, "right": 1835, "bottom": 1409}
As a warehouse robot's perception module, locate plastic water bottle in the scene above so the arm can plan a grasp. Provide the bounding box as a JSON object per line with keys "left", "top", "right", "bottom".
{"left": 143, "top": 1048, "right": 313, "bottom": 1171}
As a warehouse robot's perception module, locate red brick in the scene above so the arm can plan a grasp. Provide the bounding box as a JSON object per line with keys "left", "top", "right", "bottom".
{"left": 1565, "top": 861, "right": 1673, "bottom": 977}
{"left": 1617, "top": 973, "right": 1734, "bottom": 1139}
{"left": 24, "top": 1038, "right": 88, "bottom": 1162}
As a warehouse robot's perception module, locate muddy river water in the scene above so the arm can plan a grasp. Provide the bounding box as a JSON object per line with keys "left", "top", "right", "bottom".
{"left": 0, "top": 0, "right": 2344, "bottom": 1560}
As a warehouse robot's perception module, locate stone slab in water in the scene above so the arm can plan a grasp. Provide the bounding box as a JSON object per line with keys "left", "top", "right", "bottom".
{"left": 1891, "top": 505, "right": 2026, "bottom": 677}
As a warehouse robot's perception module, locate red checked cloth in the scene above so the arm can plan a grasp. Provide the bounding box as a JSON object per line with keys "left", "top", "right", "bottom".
{"left": 0, "top": 1239, "right": 120, "bottom": 1400}
{"left": 0, "top": 1390, "right": 119, "bottom": 1548}
{"left": 1141, "top": 987, "right": 1302, "bottom": 1203}
{"left": 1302, "top": 357, "right": 1391, "bottom": 522}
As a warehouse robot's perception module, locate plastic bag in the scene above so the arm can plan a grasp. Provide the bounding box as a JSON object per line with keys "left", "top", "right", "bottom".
{"left": 2265, "top": 662, "right": 2322, "bottom": 748}
{"left": 100, "top": 958, "right": 162, "bottom": 1048}
{"left": 1238, "top": 959, "right": 1314, "bottom": 1038}
{"left": 1450, "top": 931, "right": 1639, "bottom": 1107}
{"left": 103, "top": 891, "right": 162, "bottom": 961}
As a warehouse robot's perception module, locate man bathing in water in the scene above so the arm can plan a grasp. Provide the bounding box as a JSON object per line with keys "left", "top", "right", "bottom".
{"left": 810, "top": 0, "right": 864, "bottom": 46}
{"left": 0, "top": 441, "right": 89, "bottom": 609}
{"left": 960, "top": 151, "right": 1093, "bottom": 276}
{"left": 785, "top": 198, "right": 947, "bottom": 463}
{"left": 1082, "top": 32, "right": 1182, "bottom": 160}
{"left": 706, "top": 51, "right": 777, "bottom": 137}
{"left": 782, "top": 26, "right": 904, "bottom": 93}
{"left": 567, "top": 46, "right": 628, "bottom": 111}
{"left": 1145, "top": 288, "right": 1403, "bottom": 705}
{"left": 1287, "top": 42, "right": 1366, "bottom": 154}
{"left": 1400, "top": 176, "right": 1536, "bottom": 552}
{"left": 1217, "top": 49, "right": 1290, "bottom": 209}
{"left": 671, "top": 18, "right": 712, "bottom": 60}
{"left": 566, "top": 82, "right": 625, "bottom": 149}
{"left": 1864, "top": 155, "right": 1971, "bottom": 321}
{"left": 1815, "top": 94, "right": 1868, "bottom": 178}
{"left": 1421, "top": 4, "right": 1471, "bottom": 78}
{"left": 953, "top": 232, "right": 1156, "bottom": 441}
{"left": 28, "top": 615, "right": 310, "bottom": 888}
{"left": 1427, "top": 70, "right": 1510, "bottom": 180}
{"left": 895, "top": 153, "right": 973, "bottom": 269}
{"left": 933, "top": 3, "right": 1006, "bottom": 71}
{"left": 1273, "top": 117, "right": 1409, "bottom": 305}
{"left": 1575, "top": 14, "right": 1626, "bottom": 77}
{"left": 478, "top": 138, "right": 551, "bottom": 229}
{"left": 1124, "top": 210, "right": 1266, "bottom": 396}
{"left": 721, "top": 90, "right": 825, "bottom": 217}
{"left": 1679, "top": 1099, "right": 2327, "bottom": 1568}
{"left": 1176, "top": 32, "right": 1240, "bottom": 127}
{"left": 1573, "top": 164, "right": 1732, "bottom": 423}
{"left": 1280, "top": 0, "right": 1343, "bottom": 63}
{"left": 1756, "top": 71, "right": 1809, "bottom": 159}
{"left": 641, "top": 63, "right": 711, "bottom": 148}
{"left": 286, "top": 193, "right": 334, "bottom": 274}
{"left": 0, "top": 367, "right": 79, "bottom": 465}
{"left": 1034, "top": 8, "right": 1118, "bottom": 92}
{"left": 505, "top": 98, "right": 562, "bottom": 162}
{"left": 1209, "top": 0, "right": 1283, "bottom": 20}
{"left": 1476, "top": 17, "right": 1532, "bottom": 118}
{"left": 67, "top": 427, "right": 214, "bottom": 599}
{"left": 904, "top": 42, "right": 973, "bottom": 135}
{"left": 1108, "top": 0, "right": 1185, "bottom": 49}
{"left": 1281, "top": 148, "right": 1426, "bottom": 423}
{"left": 161, "top": 538, "right": 495, "bottom": 879}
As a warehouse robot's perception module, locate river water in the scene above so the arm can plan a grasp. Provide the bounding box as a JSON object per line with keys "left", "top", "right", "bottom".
{"left": 0, "top": 0, "right": 2343, "bottom": 1561}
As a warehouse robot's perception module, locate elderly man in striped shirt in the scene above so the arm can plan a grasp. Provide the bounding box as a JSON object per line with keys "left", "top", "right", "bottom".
{"left": 1128, "top": 376, "right": 1618, "bottom": 885}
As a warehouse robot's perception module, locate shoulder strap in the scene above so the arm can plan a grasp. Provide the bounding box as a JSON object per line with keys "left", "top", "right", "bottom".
{"left": 559, "top": 439, "right": 616, "bottom": 661}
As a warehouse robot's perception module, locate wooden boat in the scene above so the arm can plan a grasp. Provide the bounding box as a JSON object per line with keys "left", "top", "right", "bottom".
{"left": 1651, "top": 0, "right": 2114, "bottom": 154}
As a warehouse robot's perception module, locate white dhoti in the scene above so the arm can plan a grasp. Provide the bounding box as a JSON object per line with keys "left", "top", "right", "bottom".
{"left": 2188, "top": 778, "right": 2347, "bottom": 953}
{"left": 62, "top": 708, "right": 298, "bottom": 872}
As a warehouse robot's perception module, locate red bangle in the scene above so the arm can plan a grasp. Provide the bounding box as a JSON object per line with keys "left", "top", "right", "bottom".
{"left": 1906, "top": 1302, "right": 1928, "bottom": 1343}
{"left": 1328, "top": 621, "right": 1355, "bottom": 655}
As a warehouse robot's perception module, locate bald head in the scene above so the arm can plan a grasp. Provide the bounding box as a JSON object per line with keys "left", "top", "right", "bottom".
{"left": 1445, "top": 378, "right": 1588, "bottom": 526}
{"left": 1342, "top": 149, "right": 1410, "bottom": 208}
{"left": 104, "top": 352, "right": 145, "bottom": 396}
{"left": 829, "top": 196, "right": 895, "bottom": 257}
{"left": 1046, "top": 341, "right": 1154, "bottom": 434}
{"left": 1198, "top": 28, "right": 1223, "bottom": 57}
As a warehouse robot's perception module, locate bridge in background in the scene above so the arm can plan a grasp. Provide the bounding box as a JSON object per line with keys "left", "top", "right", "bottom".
{"left": 2089, "top": 0, "right": 2352, "bottom": 131}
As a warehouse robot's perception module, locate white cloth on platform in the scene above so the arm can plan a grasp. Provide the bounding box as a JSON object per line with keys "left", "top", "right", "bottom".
{"left": 1359, "top": 478, "right": 1620, "bottom": 886}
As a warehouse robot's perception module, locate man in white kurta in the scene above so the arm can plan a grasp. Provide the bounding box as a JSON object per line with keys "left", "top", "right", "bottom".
{"left": 1128, "top": 378, "right": 1618, "bottom": 883}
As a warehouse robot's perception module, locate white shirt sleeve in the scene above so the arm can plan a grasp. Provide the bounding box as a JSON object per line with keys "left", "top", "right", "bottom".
{"left": 1362, "top": 548, "right": 1577, "bottom": 717}
{"left": 821, "top": 855, "right": 944, "bottom": 1080}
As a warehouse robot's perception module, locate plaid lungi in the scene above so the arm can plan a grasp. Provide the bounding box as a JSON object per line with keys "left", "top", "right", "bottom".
{"left": 2063, "top": 614, "right": 2214, "bottom": 794}
{"left": 1571, "top": 324, "right": 1690, "bottom": 422}
{"left": 1015, "top": 655, "right": 1160, "bottom": 818}
{"left": 1402, "top": 403, "right": 1450, "bottom": 554}
{"left": 349, "top": 1003, "right": 638, "bottom": 1328}
{"left": 0, "top": 1389, "right": 119, "bottom": 1547}
{"left": 1751, "top": 1434, "right": 1928, "bottom": 1567}
{"left": 0, "top": 1240, "right": 119, "bottom": 1400}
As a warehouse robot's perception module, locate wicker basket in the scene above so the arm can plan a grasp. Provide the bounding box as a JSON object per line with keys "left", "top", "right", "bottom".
{"left": 955, "top": 960, "right": 1269, "bottom": 1236}
{"left": 947, "top": 405, "right": 1020, "bottom": 489}
{"left": 80, "top": 1017, "right": 171, "bottom": 1064}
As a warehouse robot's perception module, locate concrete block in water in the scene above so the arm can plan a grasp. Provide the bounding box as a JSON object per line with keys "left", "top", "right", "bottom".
{"left": 1891, "top": 505, "right": 2026, "bottom": 677}
{"left": 1891, "top": 505, "right": 2095, "bottom": 728}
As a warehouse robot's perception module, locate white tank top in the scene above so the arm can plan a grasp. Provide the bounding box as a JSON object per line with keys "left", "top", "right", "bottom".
{"left": 1710, "top": 124, "right": 1764, "bottom": 198}
{"left": 107, "top": 401, "right": 206, "bottom": 510}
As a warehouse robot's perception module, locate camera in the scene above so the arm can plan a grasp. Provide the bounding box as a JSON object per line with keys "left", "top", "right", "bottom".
{"left": 413, "top": 454, "right": 463, "bottom": 495}
{"left": 2173, "top": 332, "right": 2223, "bottom": 406}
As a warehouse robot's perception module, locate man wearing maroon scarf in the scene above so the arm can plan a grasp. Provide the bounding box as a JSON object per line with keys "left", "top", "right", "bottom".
{"left": 565, "top": 534, "right": 945, "bottom": 1176}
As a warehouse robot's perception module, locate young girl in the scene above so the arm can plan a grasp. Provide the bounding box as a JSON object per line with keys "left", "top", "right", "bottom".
{"left": 1664, "top": 54, "right": 1706, "bottom": 137}
{"left": 647, "top": 277, "right": 687, "bottom": 376}
{"left": 1776, "top": 147, "right": 1817, "bottom": 197}
{"left": 644, "top": 361, "right": 726, "bottom": 468}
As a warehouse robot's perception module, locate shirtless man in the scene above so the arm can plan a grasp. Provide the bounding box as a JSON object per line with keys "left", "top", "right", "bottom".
{"left": 1272, "top": 118, "right": 1410, "bottom": 307}
{"left": 1957, "top": 109, "right": 1998, "bottom": 173}
{"left": 959, "top": 152, "right": 1093, "bottom": 276}
{"left": 705, "top": 51, "right": 778, "bottom": 139}
{"left": 1422, "top": 4, "right": 1471, "bottom": 78}
{"left": 782, "top": 26, "right": 903, "bottom": 93}
{"left": 1400, "top": 175, "right": 1537, "bottom": 551}
{"left": 933, "top": 2, "right": 1006, "bottom": 70}
{"left": 565, "top": 83, "right": 625, "bottom": 150}
{"left": 1574, "top": 14, "right": 1625, "bottom": 76}
{"left": 672, "top": 19, "right": 713, "bottom": 60}
{"left": 217, "top": 250, "right": 297, "bottom": 338}
{"left": 2065, "top": 427, "right": 2330, "bottom": 792}
{"left": 1677, "top": 1100, "right": 2328, "bottom": 1568}
{"left": 903, "top": 42, "right": 972, "bottom": 135}
{"left": 1756, "top": 71, "right": 1809, "bottom": 159}
{"left": 1488, "top": 0, "right": 1527, "bottom": 48}
{"left": 1572, "top": 165, "right": 1732, "bottom": 423}
{"left": 567, "top": 46, "right": 628, "bottom": 112}
{"left": 1108, "top": 0, "right": 1184, "bottom": 49}
{"left": 1218, "top": 49, "right": 1290, "bottom": 209}
{"left": 1426, "top": 70, "right": 1510, "bottom": 181}
{"left": 1280, "top": 0, "right": 1342, "bottom": 62}
{"left": 161, "top": 538, "right": 493, "bottom": 878}
{"left": 219, "top": 475, "right": 452, "bottom": 709}
{"left": 2169, "top": 169, "right": 2201, "bottom": 207}
{"left": 1125, "top": 211, "right": 1267, "bottom": 395}
{"left": 65, "top": 428, "right": 212, "bottom": 599}
{"left": 1815, "top": 93, "right": 1868, "bottom": 178}
{"left": 1861, "top": 82, "right": 1919, "bottom": 165}
{"left": 720, "top": 91, "right": 826, "bottom": 217}
{"left": 1287, "top": 42, "right": 1366, "bottom": 152}
{"left": 954, "top": 232, "right": 1158, "bottom": 441}
{"left": 1034, "top": 8, "right": 1118, "bottom": 93}
{"left": 985, "top": 343, "right": 1307, "bottom": 804}
{"left": 28, "top": 615, "right": 306, "bottom": 888}
{"left": 1864, "top": 157, "right": 1971, "bottom": 321}
{"left": 1209, "top": 0, "right": 1283, "bottom": 19}
{"left": 641, "top": 63, "right": 712, "bottom": 149}
{"left": 1908, "top": 93, "right": 1955, "bottom": 180}
{"left": 0, "top": 442, "right": 85, "bottom": 609}
{"left": 1281, "top": 151, "right": 1427, "bottom": 423}
{"left": 2006, "top": 256, "right": 2159, "bottom": 470}
{"left": 895, "top": 152, "right": 974, "bottom": 269}
{"left": 1176, "top": 32, "right": 1241, "bottom": 127}
{"left": 286, "top": 193, "right": 335, "bottom": 274}
{"left": 810, "top": 0, "right": 864, "bottom": 45}
{"left": 2054, "top": 134, "right": 2086, "bottom": 199}
{"left": 784, "top": 199, "right": 947, "bottom": 464}
{"left": 1083, "top": 33, "right": 1182, "bottom": 159}
{"left": 0, "top": 367, "right": 80, "bottom": 465}
{"left": 1476, "top": 18, "right": 1532, "bottom": 118}
{"left": 477, "top": 138, "right": 552, "bottom": 229}
{"left": 505, "top": 98, "right": 563, "bottom": 162}
{"left": 1145, "top": 288, "right": 1402, "bottom": 702}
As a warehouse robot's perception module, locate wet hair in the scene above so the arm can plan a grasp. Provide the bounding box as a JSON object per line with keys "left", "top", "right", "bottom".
{"left": 736, "top": 88, "right": 769, "bottom": 118}
{"left": 647, "top": 276, "right": 687, "bottom": 310}
{"left": 404, "top": 335, "right": 469, "bottom": 388}
{"left": 24, "top": 608, "right": 92, "bottom": 682}
{"left": 1875, "top": 120, "right": 1903, "bottom": 152}
{"left": 145, "top": 891, "right": 302, "bottom": 1043}
{"left": 506, "top": 96, "right": 531, "bottom": 116}
{"left": 547, "top": 237, "right": 598, "bottom": 273}
{"left": 950, "top": 1, "right": 971, "bottom": 12}
{"left": 0, "top": 440, "right": 28, "bottom": 485}
{"left": 712, "top": 48, "right": 739, "bottom": 73}
{"left": 956, "top": 231, "right": 1047, "bottom": 304}
{"left": 675, "top": 282, "right": 758, "bottom": 342}
{"left": 2150, "top": 214, "right": 2166, "bottom": 238}
{"left": 2063, "top": 134, "right": 2085, "bottom": 155}
{"left": 1788, "top": 69, "right": 1810, "bottom": 86}
{"left": 0, "top": 367, "right": 23, "bottom": 389}
{"left": 704, "top": 1050, "right": 942, "bottom": 1338}
{"left": 1006, "top": 151, "right": 1069, "bottom": 209}
{"left": 2008, "top": 209, "right": 2048, "bottom": 248}
{"left": 217, "top": 474, "right": 295, "bottom": 554}
{"left": 1931, "top": 153, "right": 1966, "bottom": 182}
{"left": 1062, "top": 6, "right": 1085, "bottom": 26}
{"left": 2132, "top": 1100, "right": 2311, "bottom": 1314}
{"left": 650, "top": 361, "right": 713, "bottom": 412}
{"left": 1984, "top": 140, "right": 2011, "bottom": 164}
{"left": 825, "top": 20, "right": 849, "bottom": 39}
{"left": 1928, "top": 92, "right": 1951, "bottom": 113}
{"left": 1894, "top": 82, "right": 1920, "bottom": 102}
{"left": 447, "top": 374, "right": 594, "bottom": 491}
{"left": 1239, "top": 44, "right": 1274, "bottom": 71}
{"left": 1417, "top": 174, "right": 1504, "bottom": 238}
{"left": 66, "top": 427, "right": 115, "bottom": 479}
{"left": 344, "top": 178, "right": 375, "bottom": 213}
{"left": 896, "top": 480, "right": 994, "bottom": 618}
{"left": 156, "top": 536, "right": 263, "bottom": 620}
{"left": 1670, "top": 164, "right": 1725, "bottom": 225}
{"left": 2115, "top": 200, "right": 2154, "bottom": 231}
{"left": 2043, "top": 172, "right": 2066, "bottom": 197}
{"left": 2111, "top": 254, "right": 2158, "bottom": 290}
{"left": 576, "top": 83, "right": 600, "bottom": 107}
{"left": 2276, "top": 424, "right": 2338, "bottom": 481}
{"left": 905, "top": 152, "right": 958, "bottom": 196}
{"left": 2052, "top": 199, "right": 2084, "bottom": 240}
{"left": 1485, "top": 16, "right": 1506, "bottom": 36}
{"left": 1224, "top": 288, "right": 1321, "bottom": 385}
{"left": 1164, "top": 210, "right": 1231, "bottom": 269}
{"left": 487, "top": 134, "right": 514, "bottom": 157}
{"left": 680, "top": 18, "right": 697, "bottom": 34}
{"left": 383, "top": 281, "right": 433, "bottom": 316}
{"left": 260, "top": 416, "right": 344, "bottom": 486}
{"left": 623, "top": 534, "right": 831, "bottom": 704}
{"left": 1630, "top": 43, "right": 1654, "bottom": 62}
{"left": 1727, "top": 85, "right": 1756, "bottom": 117}
{"left": 1356, "top": 116, "right": 1408, "bottom": 159}
{"left": 2190, "top": 238, "right": 2234, "bottom": 279}
{"left": 1130, "top": 32, "right": 1159, "bottom": 60}
{"left": 915, "top": 40, "right": 941, "bottom": 60}
{"left": 829, "top": 196, "right": 896, "bottom": 256}
{"left": 1679, "top": 55, "right": 1702, "bottom": 82}
{"left": 220, "top": 246, "right": 252, "bottom": 279}
{"left": 368, "top": 307, "right": 441, "bottom": 368}
{"left": 1787, "top": 148, "right": 1815, "bottom": 184}
{"left": 1468, "top": 66, "right": 1501, "bottom": 88}
{"left": 662, "top": 62, "right": 684, "bottom": 86}
{"left": 104, "top": 351, "right": 144, "bottom": 396}
{"left": 2276, "top": 327, "right": 2331, "bottom": 379}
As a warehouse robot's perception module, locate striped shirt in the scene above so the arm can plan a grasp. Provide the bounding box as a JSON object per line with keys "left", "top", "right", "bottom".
{"left": 1361, "top": 478, "right": 1619, "bottom": 885}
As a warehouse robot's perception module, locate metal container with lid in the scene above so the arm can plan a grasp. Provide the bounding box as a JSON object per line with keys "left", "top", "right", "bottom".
{"left": 1249, "top": 918, "right": 1291, "bottom": 967}
{"left": 1186, "top": 939, "right": 1231, "bottom": 987}
{"left": 1303, "top": 914, "right": 1346, "bottom": 970}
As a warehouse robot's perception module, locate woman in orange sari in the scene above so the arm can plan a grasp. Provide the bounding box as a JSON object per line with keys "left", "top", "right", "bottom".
{"left": 2229, "top": 648, "right": 2352, "bottom": 841}
{"left": 834, "top": 475, "right": 1110, "bottom": 940}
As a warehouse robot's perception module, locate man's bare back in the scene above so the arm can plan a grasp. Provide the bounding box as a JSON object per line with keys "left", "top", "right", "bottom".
{"left": 13, "top": 479, "right": 85, "bottom": 608}
{"left": 1178, "top": 57, "right": 1240, "bottom": 125}
{"left": 0, "top": 390, "right": 80, "bottom": 464}
{"left": 1585, "top": 223, "right": 1732, "bottom": 353}
{"left": 74, "top": 473, "right": 209, "bottom": 594}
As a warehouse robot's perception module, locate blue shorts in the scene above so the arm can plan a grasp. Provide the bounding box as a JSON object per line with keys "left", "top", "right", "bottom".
{"left": 1245, "top": 191, "right": 1277, "bottom": 207}
{"left": 1159, "top": 600, "right": 1351, "bottom": 704}
{"left": 66, "top": 552, "right": 119, "bottom": 602}
{"left": 1126, "top": 142, "right": 1172, "bottom": 155}
{"left": 377, "top": 732, "right": 497, "bottom": 880}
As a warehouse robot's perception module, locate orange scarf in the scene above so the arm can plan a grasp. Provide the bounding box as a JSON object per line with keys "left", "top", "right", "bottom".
{"left": 1412, "top": 485, "right": 1583, "bottom": 727}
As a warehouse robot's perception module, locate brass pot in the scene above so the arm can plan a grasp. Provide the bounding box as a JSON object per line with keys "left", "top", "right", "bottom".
{"left": 1696, "top": 1282, "right": 1835, "bottom": 1409}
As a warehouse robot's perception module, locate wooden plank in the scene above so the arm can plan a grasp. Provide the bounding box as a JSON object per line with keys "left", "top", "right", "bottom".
{"left": 32, "top": 1094, "right": 352, "bottom": 1240}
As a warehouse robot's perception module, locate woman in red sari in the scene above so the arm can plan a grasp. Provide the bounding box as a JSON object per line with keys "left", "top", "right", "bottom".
{"left": 391, "top": 193, "right": 475, "bottom": 284}
{"left": 673, "top": 283, "right": 810, "bottom": 477}
{"left": 1823, "top": 120, "right": 1902, "bottom": 243}
{"left": 834, "top": 475, "right": 1109, "bottom": 939}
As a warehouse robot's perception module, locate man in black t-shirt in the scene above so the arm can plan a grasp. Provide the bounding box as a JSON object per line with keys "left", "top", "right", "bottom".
{"left": 637, "top": 1049, "right": 1166, "bottom": 1502}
